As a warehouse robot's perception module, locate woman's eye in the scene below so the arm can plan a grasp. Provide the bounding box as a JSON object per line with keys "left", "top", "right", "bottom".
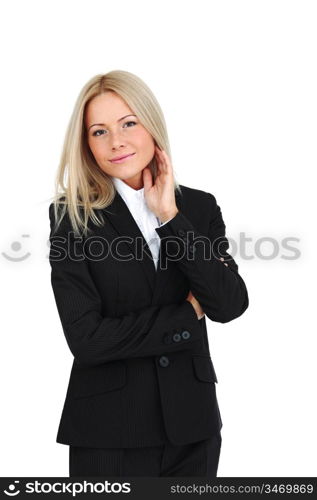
{"left": 92, "top": 129, "right": 106, "bottom": 137}
{"left": 123, "top": 121, "right": 137, "bottom": 128}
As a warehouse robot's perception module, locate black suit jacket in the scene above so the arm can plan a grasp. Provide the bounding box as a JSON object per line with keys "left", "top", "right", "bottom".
{"left": 48, "top": 184, "right": 249, "bottom": 448}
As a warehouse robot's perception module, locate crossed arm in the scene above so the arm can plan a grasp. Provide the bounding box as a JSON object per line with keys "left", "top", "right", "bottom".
{"left": 48, "top": 195, "right": 248, "bottom": 367}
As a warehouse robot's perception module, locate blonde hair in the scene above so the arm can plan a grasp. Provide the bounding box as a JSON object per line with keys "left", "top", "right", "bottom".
{"left": 50, "top": 69, "right": 182, "bottom": 237}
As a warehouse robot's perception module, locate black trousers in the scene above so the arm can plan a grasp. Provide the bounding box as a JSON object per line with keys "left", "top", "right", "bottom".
{"left": 69, "top": 432, "right": 222, "bottom": 477}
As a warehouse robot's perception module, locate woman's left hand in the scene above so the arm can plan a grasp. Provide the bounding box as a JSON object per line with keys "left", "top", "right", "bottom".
{"left": 186, "top": 290, "right": 205, "bottom": 320}
{"left": 143, "top": 145, "right": 179, "bottom": 223}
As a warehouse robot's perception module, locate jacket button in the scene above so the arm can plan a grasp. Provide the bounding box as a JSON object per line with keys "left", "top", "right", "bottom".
{"left": 159, "top": 356, "right": 170, "bottom": 367}
{"left": 181, "top": 330, "right": 191, "bottom": 340}
{"left": 172, "top": 333, "right": 181, "bottom": 342}
{"left": 178, "top": 228, "right": 186, "bottom": 237}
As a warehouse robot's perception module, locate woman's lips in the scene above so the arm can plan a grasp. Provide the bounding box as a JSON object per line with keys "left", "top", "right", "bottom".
{"left": 110, "top": 153, "right": 136, "bottom": 164}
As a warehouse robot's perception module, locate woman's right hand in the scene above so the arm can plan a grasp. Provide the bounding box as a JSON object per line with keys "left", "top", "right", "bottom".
{"left": 186, "top": 290, "right": 205, "bottom": 320}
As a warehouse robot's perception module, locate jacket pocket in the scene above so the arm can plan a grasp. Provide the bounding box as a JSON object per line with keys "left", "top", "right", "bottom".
{"left": 192, "top": 355, "right": 218, "bottom": 383}
{"left": 70, "top": 361, "right": 127, "bottom": 399}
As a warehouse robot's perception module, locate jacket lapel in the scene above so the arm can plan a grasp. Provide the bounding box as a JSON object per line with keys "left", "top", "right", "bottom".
{"left": 101, "top": 189, "right": 183, "bottom": 305}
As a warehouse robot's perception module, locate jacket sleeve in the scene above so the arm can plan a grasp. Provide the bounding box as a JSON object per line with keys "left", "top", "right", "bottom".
{"left": 48, "top": 203, "right": 202, "bottom": 367}
{"left": 155, "top": 193, "right": 249, "bottom": 323}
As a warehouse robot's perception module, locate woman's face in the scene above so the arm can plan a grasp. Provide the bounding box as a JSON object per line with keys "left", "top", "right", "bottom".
{"left": 85, "top": 91, "right": 155, "bottom": 190}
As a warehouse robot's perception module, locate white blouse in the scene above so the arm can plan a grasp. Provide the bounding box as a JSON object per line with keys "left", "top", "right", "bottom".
{"left": 112, "top": 176, "right": 173, "bottom": 270}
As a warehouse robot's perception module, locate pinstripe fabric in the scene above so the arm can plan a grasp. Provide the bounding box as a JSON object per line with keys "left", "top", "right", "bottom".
{"left": 49, "top": 184, "right": 249, "bottom": 450}
{"left": 69, "top": 431, "right": 222, "bottom": 477}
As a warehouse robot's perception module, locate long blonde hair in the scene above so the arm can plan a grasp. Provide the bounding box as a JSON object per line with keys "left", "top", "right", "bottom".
{"left": 50, "top": 69, "right": 182, "bottom": 237}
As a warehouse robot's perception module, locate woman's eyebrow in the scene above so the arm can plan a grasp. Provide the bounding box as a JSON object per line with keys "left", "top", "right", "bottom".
{"left": 88, "top": 114, "right": 137, "bottom": 131}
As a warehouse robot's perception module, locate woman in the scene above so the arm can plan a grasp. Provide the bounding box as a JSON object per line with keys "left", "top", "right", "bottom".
{"left": 49, "top": 70, "right": 249, "bottom": 477}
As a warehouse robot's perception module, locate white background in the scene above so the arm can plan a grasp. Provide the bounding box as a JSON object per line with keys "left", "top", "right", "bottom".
{"left": 0, "top": 0, "right": 316, "bottom": 477}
